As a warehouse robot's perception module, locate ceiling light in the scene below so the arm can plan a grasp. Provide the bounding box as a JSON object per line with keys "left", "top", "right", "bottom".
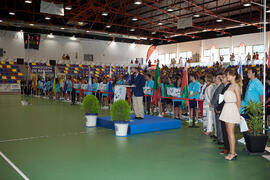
{"left": 0, "top": 20, "right": 2, "bottom": 23}
{"left": 130, "top": 29, "right": 135, "bottom": 31}
{"left": 47, "top": 33, "right": 55, "bottom": 38}
{"left": 240, "top": 23, "right": 246, "bottom": 26}
{"left": 86, "top": 30, "right": 90, "bottom": 33}
{"left": 202, "top": 29, "right": 207, "bottom": 32}
{"left": 132, "top": 17, "right": 138, "bottom": 21}
{"left": 25, "top": 0, "right": 32, "bottom": 3}
{"left": 102, "top": 12, "right": 109, "bottom": 16}
{"left": 216, "top": 19, "right": 223, "bottom": 22}
{"left": 243, "top": 3, "right": 251, "bottom": 7}
{"left": 106, "top": 25, "right": 111, "bottom": 28}
{"left": 70, "top": 35, "right": 77, "bottom": 40}
{"left": 45, "top": 16, "right": 51, "bottom": 20}
{"left": 134, "top": 0, "right": 142, "bottom": 5}
{"left": 65, "top": 6, "right": 72, "bottom": 10}
{"left": 158, "top": 22, "right": 163, "bottom": 25}
{"left": 151, "top": 31, "right": 156, "bottom": 34}
{"left": 193, "top": 14, "right": 200, "bottom": 18}
{"left": 167, "top": 8, "right": 173, "bottom": 12}
{"left": 78, "top": 22, "right": 84, "bottom": 26}
{"left": 29, "top": 23, "right": 34, "bottom": 26}
{"left": 60, "top": 27, "right": 65, "bottom": 30}
{"left": 9, "top": 12, "right": 15, "bottom": 15}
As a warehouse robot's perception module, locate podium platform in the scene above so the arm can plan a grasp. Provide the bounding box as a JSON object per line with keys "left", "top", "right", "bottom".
{"left": 97, "top": 115, "right": 181, "bottom": 135}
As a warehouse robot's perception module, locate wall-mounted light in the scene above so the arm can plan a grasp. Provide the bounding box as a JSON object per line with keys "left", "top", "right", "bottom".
{"left": 102, "top": 12, "right": 109, "bottom": 16}
{"left": 47, "top": 33, "right": 55, "bottom": 38}
{"left": 134, "top": 0, "right": 142, "bottom": 5}
{"left": 45, "top": 16, "right": 51, "bottom": 20}
{"left": 70, "top": 35, "right": 77, "bottom": 40}
{"left": 25, "top": 0, "right": 32, "bottom": 4}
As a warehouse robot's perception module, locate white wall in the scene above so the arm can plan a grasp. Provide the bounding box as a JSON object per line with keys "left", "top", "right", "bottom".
{"left": 0, "top": 30, "right": 150, "bottom": 65}
{"left": 154, "top": 32, "right": 269, "bottom": 63}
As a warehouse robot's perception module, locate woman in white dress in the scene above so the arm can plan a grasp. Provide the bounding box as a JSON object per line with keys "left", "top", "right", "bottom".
{"left": 219, "top": 70, "right": 241, "bottom": 160}
{"left": 203, "top": 74, "right": 216, "bottom": 135}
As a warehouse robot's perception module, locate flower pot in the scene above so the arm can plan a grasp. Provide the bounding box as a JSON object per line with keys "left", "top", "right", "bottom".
{"left": 85, "top": 114, "right": 97, "bottom": 127}
{"left": 114, "top": 122, "right": 129, "bottom": 137}
{"left": 244, "top": 133, "right": 268, "bottom": 153}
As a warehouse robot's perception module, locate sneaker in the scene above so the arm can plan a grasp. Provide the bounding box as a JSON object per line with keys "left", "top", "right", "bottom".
{"left": 237, "top": 137, "right": 246, "bottom": 144}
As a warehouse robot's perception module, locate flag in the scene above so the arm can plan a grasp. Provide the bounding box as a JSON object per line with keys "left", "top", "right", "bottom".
{"left": 42, "top": 70, "right": 46, "bottom": 92}
{"left": 63, "top": 72, "right": 67, "bottom": 93}
{"left": 146, "top": 45, "right": 156, "bottom": 62}
{"left": 34, "top": 72, "right": 38, "bottom": 92}
{"left": 181, "top": 64, "right": 189, "bottom": 109}
{"left": 88, "top": 65, "right": 92, "bottom": 95}
{"left": 268, "top": 42, "right": 270, "bottom": 69}
{"left": 126, "top": 66, "right": 132, "bottom": 103}
{"left": 53, "top": 67, "right": 57, "bottom": 93}
{"left": 237, "top": 59, "right": 243, "bottom": 80}
{"left": 152, "top": 62, "right": 162, "bottom": 106}
{"left": 108, "top": 66, "right": 113, "bottom": 100}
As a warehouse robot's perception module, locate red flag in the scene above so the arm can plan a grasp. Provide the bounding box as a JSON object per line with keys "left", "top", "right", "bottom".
{"left": 146, "top": 45, "right": 156, "bottom": 62}
{"left": 181, "top": 64, "right": 189, "bottom": 109}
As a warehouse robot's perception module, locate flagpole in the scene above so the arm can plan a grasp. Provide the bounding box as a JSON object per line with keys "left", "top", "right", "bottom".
{"left": 263, "top": 0, "right": 266, "bottom": 134}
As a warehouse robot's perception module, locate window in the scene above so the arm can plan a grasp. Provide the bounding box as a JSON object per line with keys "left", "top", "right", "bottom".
{"left": 158, "top": 54, "right": 165, "bottom": 65}
{"left": 233, "top": 47, "right": 239, "bottom": 55}
{"left": 253, "top": 45, "right": 264, "bottom": 60}
{"left": 219, "top": 48, "right": 230, "bottom": 56}
{"left": 165, "top": 54, "right": 170, "bottom": 64}
{"left": 179, "top": 51, "right": 192, "bottom": 63}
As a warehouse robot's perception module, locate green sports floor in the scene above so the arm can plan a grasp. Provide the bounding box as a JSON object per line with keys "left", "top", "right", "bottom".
{"left": 0, "top": 95, "right": 269, "bottom": 180}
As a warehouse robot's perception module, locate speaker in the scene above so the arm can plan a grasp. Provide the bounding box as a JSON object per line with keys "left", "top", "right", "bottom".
{"left": 49, "top": 60, "right": 56, "bottom": 66}
{"left": 17, "top": 58, "right": 24, "bottom": 64}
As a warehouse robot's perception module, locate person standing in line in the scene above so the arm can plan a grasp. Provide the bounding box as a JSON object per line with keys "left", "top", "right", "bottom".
{"left": 219, "top": 70, "right": 242, "bottom": 160}
{"left": 144, "top": 74, "right": 154, "bottom": 115}
{"left": 203, "top": 74, "right": 216, "bottom": 135}
{"left": 173, "top": 77, "right": 183, "bottom": 120}
{"left": 216, "top": 72, "right": 231, "bottom": 155}
{"left": 188, "top": 73, "right": 200, "bottom": 123}
{"left": 210, "top": 73, "right": 224, "bottom": 145}
{"left": 130, "top": 67, "right": 145, "bottom": 119}
{"left": 242, "top": 68, "right": 263, "bottom": 107}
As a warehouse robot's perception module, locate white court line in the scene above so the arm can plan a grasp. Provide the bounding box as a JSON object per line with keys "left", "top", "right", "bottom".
{"left": 0, "top": 129, "right": 111, "bottom": 143}
{"left": 0, "top": 152, "right": 30, "bottom": 180}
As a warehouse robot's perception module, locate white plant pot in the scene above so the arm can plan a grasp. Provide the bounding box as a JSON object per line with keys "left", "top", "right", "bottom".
{"left": 85, "top": 114, "right": 97, "bottom": 127}
{"left": 114, "top": 122, "right": 129, "bottom": 137}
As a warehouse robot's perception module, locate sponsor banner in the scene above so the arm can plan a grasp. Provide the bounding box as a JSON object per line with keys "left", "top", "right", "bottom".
{"left": 114, "top": 85, "right": 126, "bottom": 102}
{"left": 167, "top": 87, "right": 181, "bottom": 97}
{"left": 31, "top": 66, "right": 54, "bottom": 73}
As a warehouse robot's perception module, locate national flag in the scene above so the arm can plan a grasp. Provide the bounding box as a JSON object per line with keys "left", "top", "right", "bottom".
{"left": 42, "top": 70, "right": 46, "bottom": 92}
{"left": 152, "top": 61, "right": 162, "bottom": 106}
{"left": 63, "top": 72, "right": 67, "bottom": 93}
{"left": 181, "top": 64, "right": 189, "bottom": 109}
{"left": 108, "top": 66, "right": 113, "bottom": 100}
{"left": 87, "top": 65, "right": 92, "bottom": 95}
{"left": 53, "top": 67, "right": 57, "bottom": 93}
{"left": 34, "top": 72, "right": 38, "bottom": 92}
{"left": 126, "top": 66, "right": 132, "bottom": 103}
{"left": 268, "top": 42, "right": 270, "bottom": 69}
{"left": 237, "top": 59, "right": 243, "bottom": 80}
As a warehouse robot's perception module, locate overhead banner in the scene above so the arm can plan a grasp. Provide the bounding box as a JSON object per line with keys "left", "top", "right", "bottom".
{"left": 31, "top": 66, "right": 54, "bottom": 73}
{"left": 114, "top": 85, "right": 126, "bottom": 102}
{"left": 40, "top": 0, "right": 64, "bottom": 16}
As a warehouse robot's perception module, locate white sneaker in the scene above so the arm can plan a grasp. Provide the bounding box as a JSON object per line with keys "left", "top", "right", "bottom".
{"left": 237, "top": 137, "right": 246, "bottom": 144}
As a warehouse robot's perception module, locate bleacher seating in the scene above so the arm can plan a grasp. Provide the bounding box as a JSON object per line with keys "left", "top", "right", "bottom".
{"left": 0, "top": 61, "right": 23, "bottom": 84}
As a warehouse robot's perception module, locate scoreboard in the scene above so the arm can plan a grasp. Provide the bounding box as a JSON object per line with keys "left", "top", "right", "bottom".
{"left": 24, "top": 33, "right": 40, "bottom": 50}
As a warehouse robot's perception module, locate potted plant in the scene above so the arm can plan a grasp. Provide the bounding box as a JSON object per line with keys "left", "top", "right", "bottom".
{"left": 110, "top": 100, "right": 130, "bottom": 137}
{"left": 81, "top": 95, "right": 100, "bottom": 127}
{"left": 243, "top": 101, "right": 268, "bottom": 153}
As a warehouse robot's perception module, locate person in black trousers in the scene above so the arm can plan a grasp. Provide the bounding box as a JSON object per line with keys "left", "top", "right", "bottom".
{"left": 216, "top": 72, "right": 230, "bottom": 155}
